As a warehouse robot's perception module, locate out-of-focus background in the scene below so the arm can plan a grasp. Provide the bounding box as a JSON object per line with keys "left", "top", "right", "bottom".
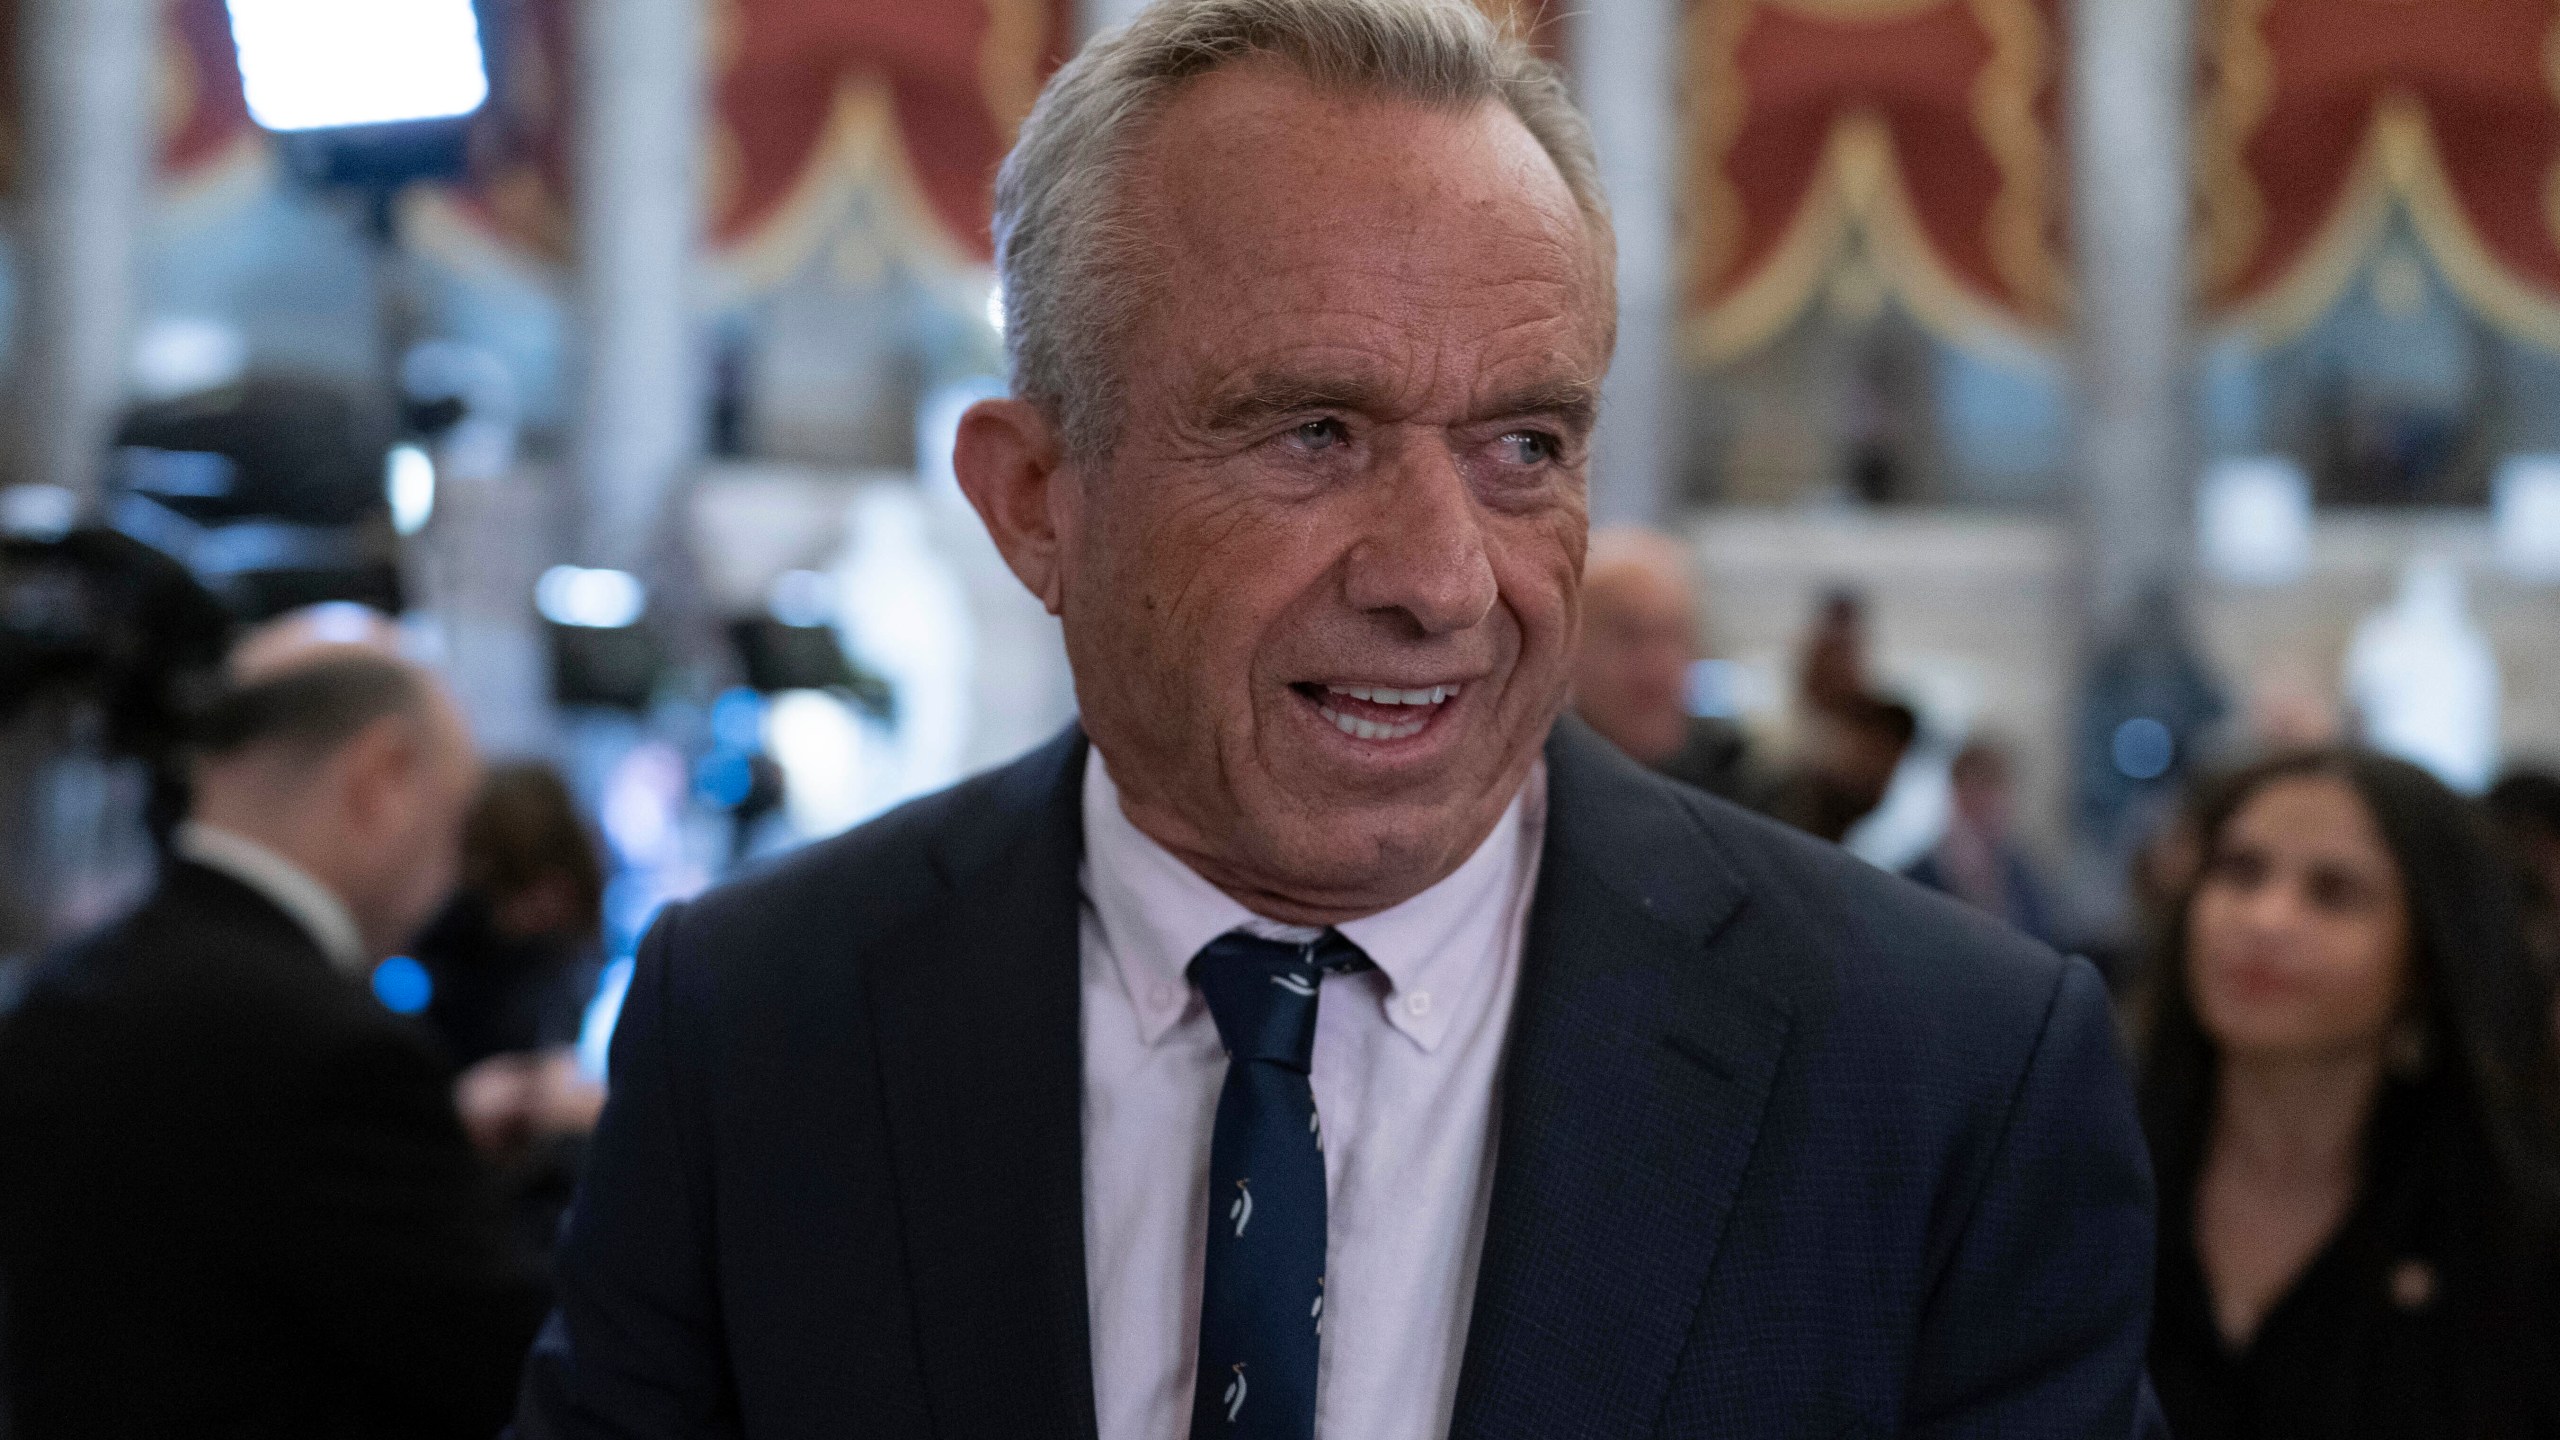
{"left": 3, "top": 0, "right": 2556, "bottom": 1022}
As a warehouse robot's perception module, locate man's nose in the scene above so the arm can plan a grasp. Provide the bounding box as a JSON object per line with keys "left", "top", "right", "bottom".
{"left": 1341, "top": 439, "right": 1498, "bottom": 636}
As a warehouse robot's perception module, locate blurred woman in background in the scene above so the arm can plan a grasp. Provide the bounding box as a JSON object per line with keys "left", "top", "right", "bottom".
{"left": 410, "top": 761, "right": 608, "bottom": 1265}
{"left": 2144, "top": 749, "right": 2560, "bottom": 1438}
{"left": 413, "top": 761, "right": 607, "bottom": 1069}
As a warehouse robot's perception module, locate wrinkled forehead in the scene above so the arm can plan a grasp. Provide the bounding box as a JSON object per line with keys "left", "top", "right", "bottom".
{"left": 1120, "top": 65, "right": 1612, "bottom": 395}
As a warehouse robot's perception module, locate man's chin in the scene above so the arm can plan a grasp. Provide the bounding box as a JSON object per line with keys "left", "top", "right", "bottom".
{"left": 1225, "top": 794, "right": 1513, "bottom": 920}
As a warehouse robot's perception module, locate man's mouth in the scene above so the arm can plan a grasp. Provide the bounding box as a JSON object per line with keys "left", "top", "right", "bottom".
{"left": 1292, "top": 682, "right": 1462, "bottom": 741}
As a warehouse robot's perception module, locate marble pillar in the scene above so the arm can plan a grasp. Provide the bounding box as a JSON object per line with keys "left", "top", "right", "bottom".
{"left": 1080, "top": 0, "right": 1152, "bottom": 43}
{"left": 10, "top": 0, "right": 155, "bottom": 515}
{"left": 571, "top": 0, "right": 708, "bottom": 572}
{"left": 1571, "top": 0, "right": 1681, "bottom": 528}
{"left": 2067, "top": 0, "right": 2196, "bottom": 633}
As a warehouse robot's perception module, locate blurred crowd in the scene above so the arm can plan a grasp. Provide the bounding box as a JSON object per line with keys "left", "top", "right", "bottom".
{"left": 0, "top": 538, "right": 2556, "bottom": 1434}
{"left": 1574, "top": 525, "right": 2560, "bottom": 1436}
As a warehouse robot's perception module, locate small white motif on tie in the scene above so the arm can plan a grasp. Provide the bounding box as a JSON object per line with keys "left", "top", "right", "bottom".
{"left": 1224, "top": 1362, "right": 1248, "bottom": 1422}
{"left": 1312, "top": 1277, "right": 1324, "bottom": 1336}
{"left": 1271, "top": 972, "right": 1316, "bottom": 998}
{"left": 1230, "top": 1178, "right": 1254, "bottom": 1237}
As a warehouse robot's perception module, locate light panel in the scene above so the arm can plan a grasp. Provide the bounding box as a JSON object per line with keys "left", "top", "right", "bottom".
{"left": 537, "top": 566, "right": 647, "bottom": 629}
{"left": 386, "top": 445, "right": 436, "bottom": 536}
{"left": 226, "top": 0, "right": 489, "bottom": 133}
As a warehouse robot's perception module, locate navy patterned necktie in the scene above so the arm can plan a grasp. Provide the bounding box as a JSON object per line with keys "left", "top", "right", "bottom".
{"left": 1187, "top": 928, "right": 1371, "bottom": 1440}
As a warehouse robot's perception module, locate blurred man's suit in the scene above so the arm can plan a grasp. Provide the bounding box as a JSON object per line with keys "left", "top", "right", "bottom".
{"left": 0, "top": 854, "right": 547, "bottom": 1437}
{"left": 521, "top": 721, "right": 2157, "bottom": 1437}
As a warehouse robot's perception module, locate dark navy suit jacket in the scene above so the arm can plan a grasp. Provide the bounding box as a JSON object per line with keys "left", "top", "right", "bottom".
{"left": 519, "top": 719, "right": 2156, "bottom": 1438}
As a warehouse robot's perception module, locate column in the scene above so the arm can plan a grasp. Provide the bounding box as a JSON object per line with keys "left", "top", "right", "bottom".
{"left": 1571, "top": 0, "right": 1681, "bottom": 528}
{"left": 11, "top": 0, "right": 156, "bottom": 516}
{"left": 2067, "top": 0, "right": 2196, "bottom": 632}
{"left": 571, "top": 0, "right": 707, "bottom": 572}
{"left": 1080, "top": 0, "right": 1151, "bottom": 43}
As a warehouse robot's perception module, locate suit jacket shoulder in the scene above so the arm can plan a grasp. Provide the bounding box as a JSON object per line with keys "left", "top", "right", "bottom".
{"left": 7, "top": 863, "right": 414, "bottom": 1106}
{"left": 655, "top": 727, "right": 1086, "bottom": 1000}
{"left": 1549, "top": 716, "right": 2072, "bottom": 1075}
{"left": 1457, "top": 721, "right": 2150, "bottom": 1439}
{"left": 0, "top": 860, "right": 545, "bottom": 1439}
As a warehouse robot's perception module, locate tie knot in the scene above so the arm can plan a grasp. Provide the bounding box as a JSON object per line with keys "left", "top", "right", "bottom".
{"left": 1188, "top": 929, "right": 1369, "bottom": 1071}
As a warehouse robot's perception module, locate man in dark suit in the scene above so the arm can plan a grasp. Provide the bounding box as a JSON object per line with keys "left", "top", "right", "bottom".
{"left": 0, "top": 632, "right": 548, "bottom": 1436}
{"left": 521, "top": 1, "right": 2156, "bottom": 1435}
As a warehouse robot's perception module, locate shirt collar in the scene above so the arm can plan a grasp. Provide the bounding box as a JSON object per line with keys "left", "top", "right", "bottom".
{"left": 1078, "top": 750, "right": 1544, "bottom": 1053}
{"left": 174, "top": 821, "right": 369, "bottom": 976}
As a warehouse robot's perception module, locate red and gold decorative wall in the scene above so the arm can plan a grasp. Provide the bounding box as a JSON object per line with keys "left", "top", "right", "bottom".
{"left": 1686, "top": 0, "right": 2560, "bottom": 360}
{"left": 1684, "top": 0, "right": 2065, "bottom": 361}
{"left": 48, "top": 0, "right": 2560, "bottom": 356}
{"left": 2198, "top": 0, "right": 2560, "bottom": 350}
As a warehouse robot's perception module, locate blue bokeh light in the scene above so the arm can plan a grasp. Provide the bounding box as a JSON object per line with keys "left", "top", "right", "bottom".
{"left": 710, "top": 687, "right": 768, "bottom": 752}
{"left": 2110, "top": 716, "right": 2176, "bottom": 781}
{"left": 371, "top": 955, "right": 434, "bottom": 1015}
{"left": 694, "top": 749, "right": 755, "bottom": 810}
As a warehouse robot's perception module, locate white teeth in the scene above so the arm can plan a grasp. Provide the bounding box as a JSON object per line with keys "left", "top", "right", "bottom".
{"left": 1309, "top": 681, "right": 1460, "bottom": 741}
{"left": 1322, "top": 683, "right": 1460, "bottom": 707}
{"left": 1316, "top": 705, "right": 1429, "bottom": 741}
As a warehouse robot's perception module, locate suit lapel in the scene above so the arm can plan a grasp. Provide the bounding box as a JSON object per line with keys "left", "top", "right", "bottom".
{"left": 865, "top": 731, "right": 1100, "bottom": 1440}
{"left": 1451, "top": 721, "right": 1794, "bottom": 1440}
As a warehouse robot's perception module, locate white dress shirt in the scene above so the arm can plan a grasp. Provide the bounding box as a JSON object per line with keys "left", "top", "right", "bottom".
{"left": 173, "top": 821, "right": 368, "bottom": 976}
{"left": 1078, "top": 753, "right": 1544, "bottom": 1440}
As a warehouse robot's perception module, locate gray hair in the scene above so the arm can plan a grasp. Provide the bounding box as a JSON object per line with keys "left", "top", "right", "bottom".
{"left": 992, "top": 0, "right": 1611, "bottom": 463}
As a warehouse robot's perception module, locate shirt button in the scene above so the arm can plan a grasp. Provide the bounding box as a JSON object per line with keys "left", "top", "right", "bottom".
{"left": 1406, "top": 990, "right": 1432, "bottom": 1017}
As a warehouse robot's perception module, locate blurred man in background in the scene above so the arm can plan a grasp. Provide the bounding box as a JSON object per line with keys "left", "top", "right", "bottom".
{"left": 1905, "top": 738, "right": 2058, "bottom": 947}
{"left": 0, "top": 624, "right": 546, "bottom": 1438}
{"left": 1759, "top": 591, "right": 1915, "bottom": 844}
{"left": 1571, "top": 527, "right": 1754, "bottom": 802}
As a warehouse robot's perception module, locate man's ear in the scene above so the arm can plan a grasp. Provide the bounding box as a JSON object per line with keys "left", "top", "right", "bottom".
{"left": 335, "top": 715, "right": 420, "bottom": 837}
{"left": 953, "top": 397, "right": 1072, "bottom": 615}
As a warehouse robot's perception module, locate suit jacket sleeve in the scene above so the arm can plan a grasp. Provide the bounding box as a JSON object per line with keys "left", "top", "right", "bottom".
{"left": 265, "top": 1001, "right": 551, "bottom": 1436}
{"left": 1903, "top": 958, "right": 2156, "bottom": 1438}
{"left": 516, "top": 903, "right": 743, "bottom": 1438}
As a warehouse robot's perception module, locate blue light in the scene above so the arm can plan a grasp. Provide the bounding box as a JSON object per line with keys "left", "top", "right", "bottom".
{"left": 694, "top": 749, "right": 755, "bottom": 810}
{"left": 710, "top": 687, "right": 768, "bottom": 752}
{"left": 2111, "top": 717, "right": 2176, "bottom": 781}
{"left": 371, "top": 955, "right": 434, "bottom": 1014}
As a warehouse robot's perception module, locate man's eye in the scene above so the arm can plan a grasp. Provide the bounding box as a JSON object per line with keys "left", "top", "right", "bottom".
{"left": 1284, "top": 418, "right": 1348, "bottom": 453}
{"left": 1497, "top": 430, "right": 1560, "bottom": 465}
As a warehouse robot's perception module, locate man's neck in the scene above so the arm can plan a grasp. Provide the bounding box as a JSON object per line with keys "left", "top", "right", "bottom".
{"left": 174, "top": 820, "right": 370, "bottom": 974}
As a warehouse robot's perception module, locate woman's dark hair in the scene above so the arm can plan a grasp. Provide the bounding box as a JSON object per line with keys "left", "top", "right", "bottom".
{"left": 461, "top": 762, "right": 605, "bottom": 941}
{"left": 2139, "top": 747, "right": 2560, "bottom": 1236}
